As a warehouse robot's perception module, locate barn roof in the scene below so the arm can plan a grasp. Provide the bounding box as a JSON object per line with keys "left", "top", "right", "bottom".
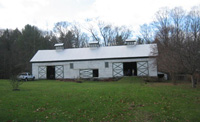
{"left": 30, "top": 44, "right": 157, "bottom": 63}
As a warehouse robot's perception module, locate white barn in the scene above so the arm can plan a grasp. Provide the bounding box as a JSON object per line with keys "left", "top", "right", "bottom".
{"left": 30, "top": 42, "right": 158, "bottom": 79}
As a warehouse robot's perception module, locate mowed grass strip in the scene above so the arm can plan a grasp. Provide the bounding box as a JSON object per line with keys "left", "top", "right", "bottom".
{"left": 0, "top": 77, "right": 200, "bottom": 122}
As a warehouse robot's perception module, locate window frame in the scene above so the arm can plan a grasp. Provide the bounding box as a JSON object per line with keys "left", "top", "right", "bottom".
{"left": 105, "top": 62, "right": 109, "bottom": 68}
{"left": 70, "top": 63, "right": 74, "bottom": 69}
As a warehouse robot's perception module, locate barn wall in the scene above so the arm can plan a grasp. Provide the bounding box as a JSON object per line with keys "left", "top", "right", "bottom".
{"left": 32, "top": 63, "right": 38, "bottom": 79}
{"left": 32, "top": 58, "right": 157, "bottom": 79}
{"left": 148, "top": 58, "right": 157, "bottom": 76}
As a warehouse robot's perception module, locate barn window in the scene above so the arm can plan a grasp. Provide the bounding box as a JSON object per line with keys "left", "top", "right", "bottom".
{"left": 105, "top": 62, "right": 109, "bottom": 68}
{"left": 70, "top": 63, "right": 74, "bottom": 69}
{"left": 93, "top": 69, "right": 99, "bottom": 77}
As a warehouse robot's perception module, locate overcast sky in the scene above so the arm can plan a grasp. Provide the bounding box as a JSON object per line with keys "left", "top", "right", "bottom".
{"left": 0, "top": 0, "right": 200, "bottom": 32}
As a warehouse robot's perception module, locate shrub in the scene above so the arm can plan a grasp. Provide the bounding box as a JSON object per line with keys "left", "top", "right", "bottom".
{"left": 9, "top": 75, "right": 24, "bottom": 91}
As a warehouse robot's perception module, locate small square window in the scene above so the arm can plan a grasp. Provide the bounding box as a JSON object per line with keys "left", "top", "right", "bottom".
{"left": 70, "top": 63, "right": 73, "bottom": 69}
{"left": 105, "top": 62, "right": 109, "bottom": 68}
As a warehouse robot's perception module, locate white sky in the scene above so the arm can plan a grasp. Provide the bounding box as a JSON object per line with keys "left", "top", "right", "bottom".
{"left": 0, "top": 0, "right": 200, "bottom": 32}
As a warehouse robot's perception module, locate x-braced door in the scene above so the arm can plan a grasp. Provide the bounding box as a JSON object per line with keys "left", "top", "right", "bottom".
{"left": 55, "top": 65, "right": 64, "bottom": 79}
{"left": 113, "top": 63, "right": 123, "bottom": 77}
{"left": 137, "top": 62, "right": 148, "bottom": 76}
{"left": 79, "top": 69, "right": 93, "bottom": 78}
{"left": 38, "top": 66, "right": 46, "bottom": 79}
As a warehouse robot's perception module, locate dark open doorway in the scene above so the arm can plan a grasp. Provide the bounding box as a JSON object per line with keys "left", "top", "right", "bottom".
{"left": 123, "top": 62, "right": 137, "bottom": 76}
{"left": 93, "top": 69, "right": 99, "bottom": 77}
{"left": 47, "top": 66, "right": 55, "bottom": 79}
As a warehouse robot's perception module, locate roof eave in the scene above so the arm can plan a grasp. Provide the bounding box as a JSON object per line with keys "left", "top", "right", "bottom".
{"left": 30, "top": 56, "right": 152, "bottom": 63}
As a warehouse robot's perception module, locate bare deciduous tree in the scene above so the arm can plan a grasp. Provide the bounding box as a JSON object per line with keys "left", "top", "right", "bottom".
{"left": 85, "top": 20, "right": 132, "bottom": 46}
{"left": 139, "top": 24, "right": 154, "bottom": 44}
{"left": 153, "top": 6, "right": 200, "bottom": 87}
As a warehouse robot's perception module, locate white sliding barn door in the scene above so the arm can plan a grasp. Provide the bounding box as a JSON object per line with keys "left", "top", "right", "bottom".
{"left": 113, "top": 63, "right": 123, "bottom": 77}
{"left": 38, "top": 66, "right": 46, "bottom": 79}
{"left": 137, "top": 62, "right": 148, "bottom": 76}
{"left": 55, "top": 65, "right": 64, "bottom": 79}
{"left": 80, "top": 69, "right": 93, "bottom": 78}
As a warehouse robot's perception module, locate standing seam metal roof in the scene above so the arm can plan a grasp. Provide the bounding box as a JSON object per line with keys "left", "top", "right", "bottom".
{"left": 30, "top": 44, "right": 157, "bottom": 62}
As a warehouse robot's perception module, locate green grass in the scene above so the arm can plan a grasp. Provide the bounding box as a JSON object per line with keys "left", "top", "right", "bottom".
{"left": 0, "top": 77, "right": 200, "bottom": 122}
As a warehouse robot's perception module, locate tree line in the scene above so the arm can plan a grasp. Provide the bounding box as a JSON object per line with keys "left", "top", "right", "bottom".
{"left": 0, "top": 22, "right": 132, "bottom": 79}
{"left": 144, "top": 6, "right": 200, "bottom": 87}
{"left": 0, "top": 25, "right": 52, "bottom": 78}
{"left": 0, "top": 5, "right": 200, "bottom": 87}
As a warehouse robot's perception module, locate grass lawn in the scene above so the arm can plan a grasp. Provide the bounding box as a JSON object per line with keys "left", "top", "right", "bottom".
{"left": 0, "top": 77, "right": 200, "bottom": 122}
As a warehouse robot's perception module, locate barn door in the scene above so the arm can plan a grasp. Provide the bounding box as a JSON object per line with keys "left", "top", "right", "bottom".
{"left": 113, "top": 63, "right": 123, "bottom": 77}
{"left": 38, "top": 66, "right": 46, "bottom": 79}
{"left": 80, "top": 69, "right": 93, "bottom": 78}
{"left": 137, "top": 62, "right": 148, "bottom": 76}
{"left": 55, "top": 65, "right": 64, "bottom": 79}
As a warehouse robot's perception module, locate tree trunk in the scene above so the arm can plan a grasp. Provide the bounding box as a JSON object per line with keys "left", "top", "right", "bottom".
{"left": 191, "top": 75, "right": 196, "bottom": 88}
{"left": 170, "top": 72, "right": 176, "bottom": 85}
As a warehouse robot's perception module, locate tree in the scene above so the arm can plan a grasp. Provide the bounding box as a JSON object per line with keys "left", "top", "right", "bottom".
{"left": 170, "top": 7, "right": 185, "bottom": 43}
{"left": 153, "top": 7, "right": 171, "bottom": 45}
{"left": 181, "top": 6, "right": 200, "bottom": 88}
{"left": 136, "top": 37, "right": 145, "bottom": 44}
{"left": 0, "top": 24, "right": 53, "bottom": 78}
{"left": 17, "top": 25, "right": 50, "bottom": 72}
{"left": 10, "top": 76, "right": 24, "bottom": 91}
{"left": 71, "top": 24, "right": 89, "bottom": 48}
{"left": 61, "top": 31, "right": 75, "bottom": 48}
{"left": 53, "top": 21, "right": 89, "bottom": 48}
{"left": 139, "top": 23, "right": 154, "bottom": 44}
{"left": 153, "top": 8, "right": 178, "bottom": 80}
{"left": 114, "top": 26, "right": 132, "bottom": 45}
{"left": 53, "top": 21, "right": 70, "bottom": 37}
{"left": 187, "top": 6, "right": 200, "bottom": 42}
{"left": 85, "top": 20, "right": 132, "bottom": 46}
{"left": 0, "top": 29, "right": 22, "bottom": 78}
{"left": 152, "top": 6, "right": 200, "bottom": 87}
{"left": 98, "top": 21, "right": 115, "bottom": 46}
{"left": 115, "top": 35, "right": 124, "bottom": 45}
{"left": 153, "top": 7, "right": 189, "bottom": 81}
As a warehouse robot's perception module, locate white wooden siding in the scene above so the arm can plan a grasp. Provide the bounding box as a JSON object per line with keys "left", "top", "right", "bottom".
{"left": 32, "top": 58, "right": 157, "bottom": 79}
